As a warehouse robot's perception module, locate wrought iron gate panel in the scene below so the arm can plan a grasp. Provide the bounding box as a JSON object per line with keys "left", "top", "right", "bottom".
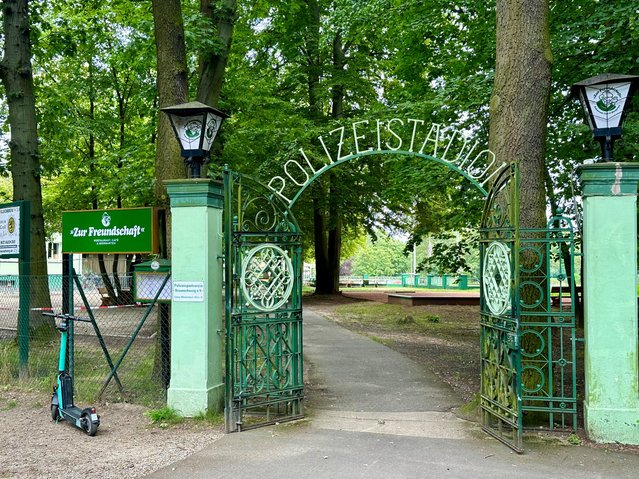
{"left": 519, "top": 214, "right": 578, "bottom": 431}
{"left": 481, "top": 164, "right": 579, "bottom": 453}
{"left": 480, "top": 163, "right": 523, "bottom": 452}
{"left": 224, "top": 168, "right": 304, "bottom": 433}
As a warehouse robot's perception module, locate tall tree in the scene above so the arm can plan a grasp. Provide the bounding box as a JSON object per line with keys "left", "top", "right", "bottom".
{"left": 196, "top": 0, "right": 236, "bottom": 107}
{"left": 489, "top": 0, "right": 551, "bottom": 229}
{"left": 0, "top": 0, "right": 53, "bottom": 332}
{"left": 152, "top": 0, "right": 189, "bottom": 217}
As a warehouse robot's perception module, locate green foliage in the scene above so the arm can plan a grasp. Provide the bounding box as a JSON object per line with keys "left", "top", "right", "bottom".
{"left": 27, "top": 0, "right": 158, "bottom": 234}
{"left": 566, "top": 433, "right": 582, "bottom": 446}
{"left": 0, "top": 178, "right": 12, "bottom": 203}
{"left": 350, "top": 231, "right": 411, "bottom": 276}
{"left": 419, "top": 230, "right": 479, "bottom": 275}
{"left": 3, "top": 0, "right": 636, "bottom": 259}
{"left": 145, "top": 406, "right": 184, "bottom": 426}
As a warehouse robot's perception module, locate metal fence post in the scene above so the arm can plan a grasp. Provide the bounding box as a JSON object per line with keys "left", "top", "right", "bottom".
{"left": 17, "top": 201, "right": 30, "bottom": 379}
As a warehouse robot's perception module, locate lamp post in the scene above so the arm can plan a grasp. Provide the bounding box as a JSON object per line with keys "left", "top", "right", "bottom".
{"left": 161, "top": 101, "right": 228, "bottom": 178}
{"left": 571, "top": 73, "right": 639, "bottom": 162}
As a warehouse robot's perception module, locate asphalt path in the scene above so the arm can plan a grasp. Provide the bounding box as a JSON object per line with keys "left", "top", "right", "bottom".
{"left": 149, "top": 309, "right": 639, "bottom": 478}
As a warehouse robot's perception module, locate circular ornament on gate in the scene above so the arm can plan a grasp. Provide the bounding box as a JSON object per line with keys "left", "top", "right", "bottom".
{"left": 483, "top": 241, "right": 512, "bottom": 315}
{"left": 240, "top": 244, "right": 294, "bottom": 312}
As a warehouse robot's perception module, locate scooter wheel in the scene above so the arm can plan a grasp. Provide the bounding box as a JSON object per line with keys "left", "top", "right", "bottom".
{"left": 50, "top": 404, "right": 59, "bottom": 421}
{"left": 81, "top": 412, "right": 98, "bottom": 436}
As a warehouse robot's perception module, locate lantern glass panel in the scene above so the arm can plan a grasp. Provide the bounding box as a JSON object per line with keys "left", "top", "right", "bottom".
{"left": 172, "top": 114, "right": 205, "bottom": 152}
{"left": 584, "top": 82, "right": 631, "bottom": 130}
{"left": 202, "top": 112, "right": 223, "bottom": 152}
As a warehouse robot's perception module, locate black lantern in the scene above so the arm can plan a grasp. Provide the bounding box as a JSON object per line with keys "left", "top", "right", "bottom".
{"left": 571, "top": 74, "right": 639, "bottom": 162}
{"left": 161, "top": 101, "right": 228, "bottom": 178}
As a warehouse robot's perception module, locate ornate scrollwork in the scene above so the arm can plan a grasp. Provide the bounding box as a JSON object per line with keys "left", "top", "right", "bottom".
{"left": 240, "top": 193, "right": 279, "bottom": 232}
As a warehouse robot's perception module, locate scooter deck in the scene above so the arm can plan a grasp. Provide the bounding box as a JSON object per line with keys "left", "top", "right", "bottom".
{"left": 60, "top": 406, "right": 83, "bottom": 422}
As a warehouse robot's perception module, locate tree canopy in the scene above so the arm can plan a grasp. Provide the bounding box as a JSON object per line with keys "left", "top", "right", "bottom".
{"left": 0, "top": 0, "right": 637, "bottom": 287}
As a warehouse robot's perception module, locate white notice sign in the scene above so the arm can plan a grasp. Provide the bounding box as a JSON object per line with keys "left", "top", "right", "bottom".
{"left": 0, "top": 206, "right": 20, "bottom": 257}
{"left": 173, "top": 281, "right": 205, "bottom": 302}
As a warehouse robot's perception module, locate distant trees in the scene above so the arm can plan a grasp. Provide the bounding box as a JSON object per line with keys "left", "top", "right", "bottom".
{"left": 350, "top": 233, "right": 411, "bottom": 277}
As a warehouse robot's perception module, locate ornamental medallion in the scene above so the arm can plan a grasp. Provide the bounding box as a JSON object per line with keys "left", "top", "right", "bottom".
{"left": 483, "top": 241, "right": 512, "bottom": 315}
{"left": 240, "top": 244, "right": 294, "bottom": 312}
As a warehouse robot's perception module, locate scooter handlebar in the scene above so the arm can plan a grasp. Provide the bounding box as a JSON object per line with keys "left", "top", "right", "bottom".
{"left": 42, "top": 312, "right": 91, "bottom": 323}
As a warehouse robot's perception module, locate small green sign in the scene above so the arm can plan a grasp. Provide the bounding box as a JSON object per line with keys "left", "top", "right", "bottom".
{"left": 62, "top": 208, "right": 159, "bottom": 254}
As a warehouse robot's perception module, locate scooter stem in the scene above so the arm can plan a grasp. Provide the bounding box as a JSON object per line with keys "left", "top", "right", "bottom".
{"left": 58, "top": 320, "right": 68, "bottom": 373}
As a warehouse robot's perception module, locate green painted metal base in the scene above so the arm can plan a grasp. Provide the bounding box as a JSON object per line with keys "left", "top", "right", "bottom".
{"left": 584, "top": 403, "right": 639, "bottom": 445}
{"left": 167, "top": 384, "right": 224, "bottom": 417}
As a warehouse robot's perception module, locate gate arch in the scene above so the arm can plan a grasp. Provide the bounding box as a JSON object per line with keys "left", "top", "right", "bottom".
{"left": 263, "top": 118, "right": 507, "bottom": 207}
{"left": 284, "top": 149, "right": 497, "bottom": 207}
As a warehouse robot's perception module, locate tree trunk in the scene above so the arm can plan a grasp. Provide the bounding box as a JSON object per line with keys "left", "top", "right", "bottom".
{"left": 313, "top": 195, "right": 332, "bottom": 294}
{"left": 152, "top": 0, "right": 189, "bottom": 251}
{"left": 0, "top": 0, "right": 53, "bottom": 334}
{"left": 489, "top": 0, "right": 551, "bottom": 230}
{"left": 327, "top": 174, "right": 342, "bottom": 293}
{"left": 306, "top": 0, "right": 322, "bottom": 121}
{"left": 489, "top": 0, "right": 552, "bottom": 416}
{"left": 196, "top": 0, "right": 235, "bottom": 176}
{"left": 304, "top": 0, "right": 332, "bottom": 294}
{"left": 325, "top": 31, "right": 347, "bottom": 294}
{"left": 196, "top": 0, "right": 236, "bottom": 107}
{"left": 151, "top": 0, "right": 189, "bottom": 384}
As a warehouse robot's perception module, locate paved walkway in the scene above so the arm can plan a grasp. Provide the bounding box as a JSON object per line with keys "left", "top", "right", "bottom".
{"left": 149, "top": 310, "right": 639, "bottom": 478}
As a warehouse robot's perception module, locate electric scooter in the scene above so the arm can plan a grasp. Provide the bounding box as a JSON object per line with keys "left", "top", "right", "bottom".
{"left": 43, "top": 312, "right": 100, "bottom": 436}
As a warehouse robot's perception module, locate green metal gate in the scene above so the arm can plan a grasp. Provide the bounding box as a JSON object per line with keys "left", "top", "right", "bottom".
{"left": 480, "top": 163, "right": 579, "bottom": 452}
{"left": 223, "top": 168, "right": 304, "bottom": 432}
{"left": 479, "top": 163, "right": 523, "bottom": 451}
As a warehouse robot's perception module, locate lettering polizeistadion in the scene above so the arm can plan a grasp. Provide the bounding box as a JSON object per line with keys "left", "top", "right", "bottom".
{"left": 266, "top": 118, "right": 506, "bottom": 207}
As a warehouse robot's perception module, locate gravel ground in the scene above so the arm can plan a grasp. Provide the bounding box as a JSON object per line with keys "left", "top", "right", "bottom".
{"left": 0, "top": 389, "right": 223, "bottom": 479}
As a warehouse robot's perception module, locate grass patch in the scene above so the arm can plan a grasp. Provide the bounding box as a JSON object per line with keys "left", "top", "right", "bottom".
{"left": 567, "top": 433, "right": 582, "bottom": 445}
{"left": 456, "top": 393, "right": 481, "bottom": 421}
{"left": 146, "top": 406, "right": 183, "bottom": 427}
{"left": 193, "top": 409, "right": 224, "bottom": 425}
{"left": 0, "top": 399, "right": 17, "bottom": 411}
{"left": 330, "top": 302, "right": 473, "bottom": 340}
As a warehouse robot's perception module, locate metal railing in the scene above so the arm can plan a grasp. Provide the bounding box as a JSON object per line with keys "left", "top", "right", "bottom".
{"left": 318, "top": 274, "right": 480, "bottom": 289}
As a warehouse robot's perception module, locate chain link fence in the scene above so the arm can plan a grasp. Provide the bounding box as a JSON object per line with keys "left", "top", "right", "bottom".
{"left": 0, "top": 271, "right": 170, "bottom": 407}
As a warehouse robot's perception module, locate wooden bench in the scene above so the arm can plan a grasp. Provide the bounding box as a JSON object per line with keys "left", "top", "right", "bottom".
{"left": 97, "top": 287, "right": 115, "bottom": 306}
{"left": 550, "top": 285, "right": 582, "bottom": 306}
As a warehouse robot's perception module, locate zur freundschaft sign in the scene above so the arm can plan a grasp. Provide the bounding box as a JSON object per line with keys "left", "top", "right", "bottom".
{"left": 0, "top": 203, "right": 21, "bottom": 257}
{"left": 62, "top": 208, "right": 159, "bottom": 254}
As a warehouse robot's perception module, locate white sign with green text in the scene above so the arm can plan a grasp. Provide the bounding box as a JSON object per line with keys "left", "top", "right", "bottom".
{"left": 0, "top": 205, "right": 20, "bottom": 257}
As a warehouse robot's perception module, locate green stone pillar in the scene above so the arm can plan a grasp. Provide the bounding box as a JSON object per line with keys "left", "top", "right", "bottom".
{"left": 579, "top": 163, "right": 639, "bottom": 445}
{"left": 164, "top": 179, "right": 224, "bottom": 417}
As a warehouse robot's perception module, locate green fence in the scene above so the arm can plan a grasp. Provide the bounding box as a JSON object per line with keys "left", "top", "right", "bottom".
{"left": 0, "top": 272, "right": 169, "bottom": 406}
{"left": 334, "top": 274, "right": 480, "bottom": 289}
